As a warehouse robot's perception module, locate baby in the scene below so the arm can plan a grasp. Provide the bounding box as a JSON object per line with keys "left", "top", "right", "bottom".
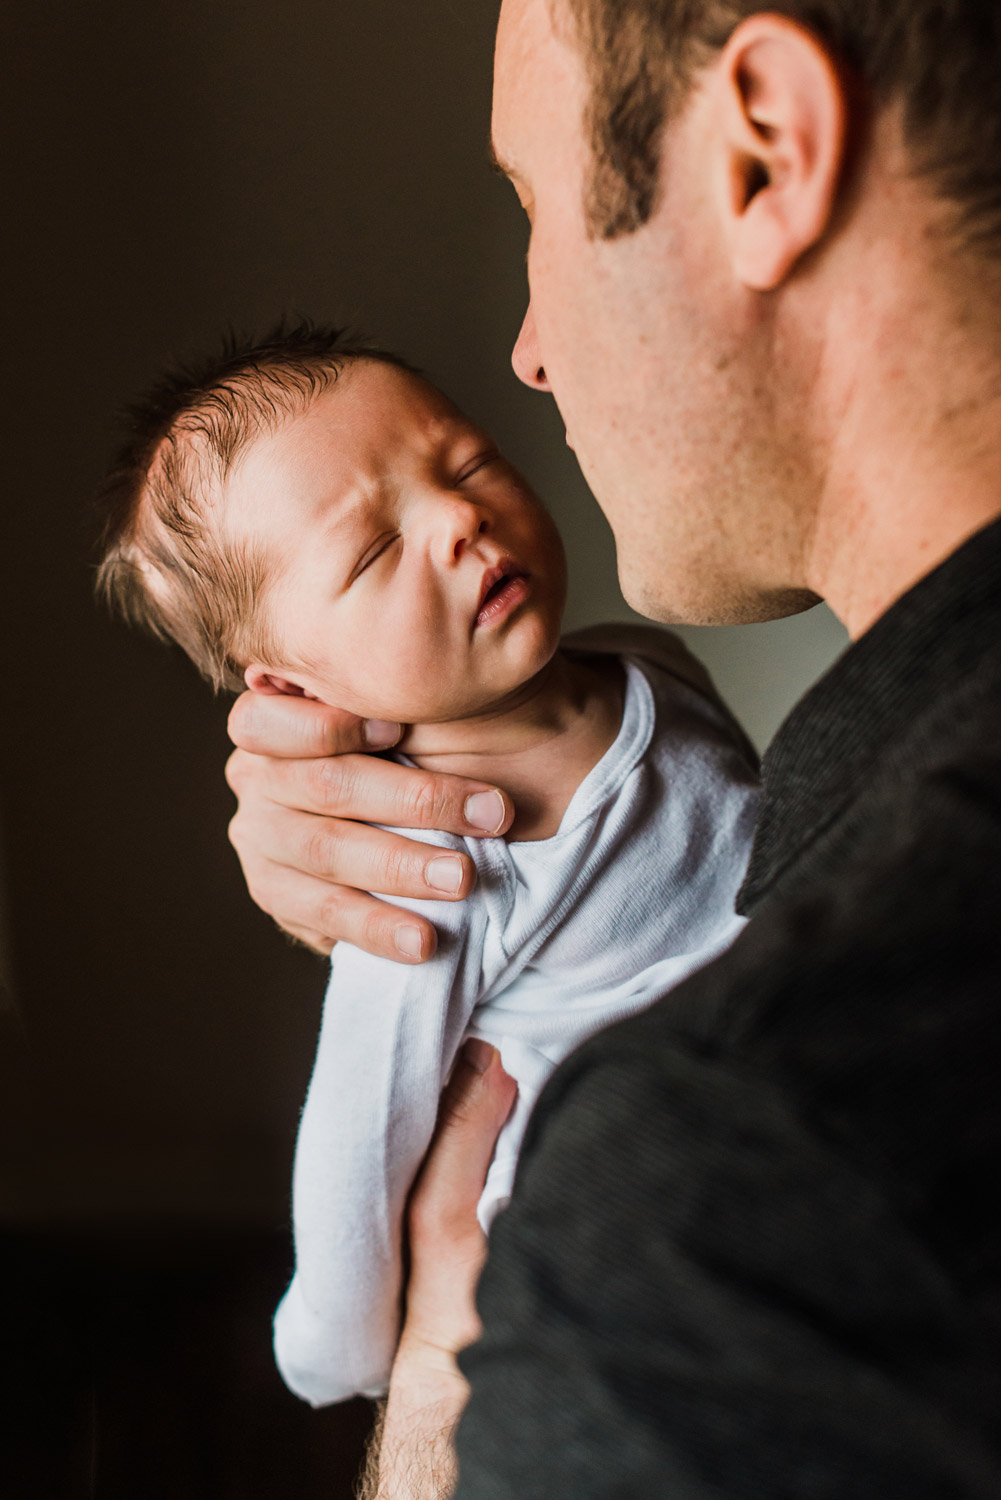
{"left": 97, "top": 322, "right": 759, "bottom": 1405}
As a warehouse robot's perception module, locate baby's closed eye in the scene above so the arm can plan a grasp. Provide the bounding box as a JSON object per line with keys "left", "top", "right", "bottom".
{"left": 454, "top": 450, "right": 500, "bottom": 484}
{"left": 351, "top": 532, "right": 401, "bottom": 582}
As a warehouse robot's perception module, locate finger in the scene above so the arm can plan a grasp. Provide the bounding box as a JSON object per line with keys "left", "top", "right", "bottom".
{"left": 228, "top": 688, "right": 402, "bottom": 759}
{"left": 242, "top": 863, "right": 440, "bottom": 963}
{"left": 230, "top": 801, "right": 482, "bottom": 903}
{"left": 226, "top": 748, "right": 514, "bottom": 840}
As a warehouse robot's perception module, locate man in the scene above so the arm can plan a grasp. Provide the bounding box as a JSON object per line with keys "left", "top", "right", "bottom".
{"left": 227, "top": 0, "right": 1001, "bottom": 1494}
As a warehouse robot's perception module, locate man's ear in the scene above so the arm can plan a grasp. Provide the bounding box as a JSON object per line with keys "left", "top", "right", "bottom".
{"left": 714, "top": 14, "right": 847, "bottom": 290}
{"left": 244, "top": 665, "right": 318, "bottom": 700}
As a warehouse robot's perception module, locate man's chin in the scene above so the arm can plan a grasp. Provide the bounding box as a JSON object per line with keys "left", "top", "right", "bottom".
{"left": 621, "top": 567, "right": 823, "bottom": 628}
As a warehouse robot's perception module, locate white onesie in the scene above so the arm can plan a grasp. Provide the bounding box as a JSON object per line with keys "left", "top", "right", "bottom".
{"left": 273, "top": 626, "right": 760, "bottom": 1405}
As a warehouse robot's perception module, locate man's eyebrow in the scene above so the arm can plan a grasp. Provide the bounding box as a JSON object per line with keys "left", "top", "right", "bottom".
{"left": 488, "top": 136, "right": 518, "bottom": 183}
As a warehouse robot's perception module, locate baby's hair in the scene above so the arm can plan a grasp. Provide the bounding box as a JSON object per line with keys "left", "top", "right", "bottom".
{"left": 96, "top": 319, "right": 418, "bottom": 692}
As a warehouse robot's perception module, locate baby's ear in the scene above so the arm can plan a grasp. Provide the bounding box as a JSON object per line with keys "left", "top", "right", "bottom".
{"left": 244, "top": 665, "right": 315, "bottom": 699}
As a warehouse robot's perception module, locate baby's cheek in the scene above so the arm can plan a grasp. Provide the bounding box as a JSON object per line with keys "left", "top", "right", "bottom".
{"left": 360, "top": 608, "right": 449, "bottom": 723}
{"left": 304, "top": 617, "right": 401, "bottom": 720}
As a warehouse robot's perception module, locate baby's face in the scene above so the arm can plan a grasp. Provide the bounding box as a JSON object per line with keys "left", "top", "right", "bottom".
{"left": 220, "top": 361, "right": 567, "bottom": 723}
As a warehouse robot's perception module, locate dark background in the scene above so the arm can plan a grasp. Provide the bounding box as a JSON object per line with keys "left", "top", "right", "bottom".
{"left": 1, "top": 2, "right": 846, "bottom": 1494}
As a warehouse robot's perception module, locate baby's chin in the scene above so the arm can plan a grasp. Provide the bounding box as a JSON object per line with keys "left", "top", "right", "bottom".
{"left": 299, "top": 668, "right": 524, "bottom": 725}
{"left": 378, "top": 687, "right": 529, "bottom": 733}
{"left": 402, "top": 667, "right": 566, "bottom": 757}
{"left": 312, "top": 604, "right": 564, "bottom": 727}
{"left": 304, "top": 685, "right": 523, "bottom": 732}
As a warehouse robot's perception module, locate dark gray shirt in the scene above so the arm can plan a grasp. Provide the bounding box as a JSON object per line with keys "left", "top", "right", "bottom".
{"left": 457, "top": 518, "right": 1001, "bottom": 1498}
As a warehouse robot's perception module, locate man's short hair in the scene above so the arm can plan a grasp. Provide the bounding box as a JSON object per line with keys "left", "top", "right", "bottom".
{"left": 560, "top": 0, "right": 1001, "bottom": 247}
{"left": 96, "top": 322, "right": 416, "bottom": 692}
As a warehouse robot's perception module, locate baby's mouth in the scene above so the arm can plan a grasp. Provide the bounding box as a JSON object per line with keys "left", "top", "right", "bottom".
{"left": 475, "top": 560, "right": 530, "bottom": 628}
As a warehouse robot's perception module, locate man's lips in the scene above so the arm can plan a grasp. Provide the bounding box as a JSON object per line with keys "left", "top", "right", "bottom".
{"left": 475, "top": 560, "right": 530, "bottom": 628}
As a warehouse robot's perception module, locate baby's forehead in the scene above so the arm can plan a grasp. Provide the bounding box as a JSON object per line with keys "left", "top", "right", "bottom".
{"left": 316, "top": 359, "right": 461, "bottom": 439}
{"left": 253, "top": 361, "right": 466, "bottom": 474}
{"left": 212, "top": 361, "right": 471, "bottom": 539}
{"left": 175, "top": 355, "right": 455, "bottom": 473}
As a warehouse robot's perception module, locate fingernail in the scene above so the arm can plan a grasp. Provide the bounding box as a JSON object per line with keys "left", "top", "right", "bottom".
{"left": 464, "top": 790, "right": 506, "bottom": 834}
{"left": 395, "top": 925, "right": 425, "bottom": 960}
{"left": 463, "top": 1039, "right": 495, "bottom": 1074}
{"left": 365, "top": 719, "right": 401, "bottom": 749}
{"left": 426, "top": 855, "right": 464, "bottom": 894}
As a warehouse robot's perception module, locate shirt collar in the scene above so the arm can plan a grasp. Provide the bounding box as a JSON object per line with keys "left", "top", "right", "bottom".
{"left": 737, "top": 515, "right": 1001, "bottom": 915}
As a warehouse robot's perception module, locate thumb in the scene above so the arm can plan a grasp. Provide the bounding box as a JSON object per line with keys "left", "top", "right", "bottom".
{"left": 414, "top": 1041, "right": 518, "bottom": 1228}
{"left": 402, "top": 1042, "right": 517, "bottom": 1359}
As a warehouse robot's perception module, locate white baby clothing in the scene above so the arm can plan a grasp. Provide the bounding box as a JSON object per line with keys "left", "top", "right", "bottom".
{"left": 273, "top": 626, "right": 760, "bottom": 1405}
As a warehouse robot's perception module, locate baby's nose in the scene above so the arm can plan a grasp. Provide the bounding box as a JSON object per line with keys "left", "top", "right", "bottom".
{"left": 439, "top": 496, "right": 489, "bottom": 562}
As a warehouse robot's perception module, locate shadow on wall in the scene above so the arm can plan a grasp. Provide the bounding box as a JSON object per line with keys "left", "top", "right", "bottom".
{"left": 676, "top": 608, "right": 850, "bottom": 752}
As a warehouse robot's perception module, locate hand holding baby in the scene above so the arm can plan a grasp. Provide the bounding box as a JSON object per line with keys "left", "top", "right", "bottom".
{"left": 225, "top": 689, "right": 513, "bottom": 958}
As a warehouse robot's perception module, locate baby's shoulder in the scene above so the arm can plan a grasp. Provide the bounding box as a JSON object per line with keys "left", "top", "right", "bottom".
{"left": 562, "top": 622, "right": 718, "bottom": 704}
{"left": 564, "top": 622, "right": 758, "bottom": 778}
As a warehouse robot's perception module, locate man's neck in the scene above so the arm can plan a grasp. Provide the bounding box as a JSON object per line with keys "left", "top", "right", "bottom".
{"left": 798, "top": 132, "right": 1001, "bottom": 638}
{"left": 399, "top": 649, "right": 625, "bottom": 840}
{"left": 809, "top": 334, "right": 1001, "bottom": 639}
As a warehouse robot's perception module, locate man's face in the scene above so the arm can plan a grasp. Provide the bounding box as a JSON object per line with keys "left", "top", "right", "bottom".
{"left": 492, "top": 0, "right": 818, "bottom": 624}
{"left": 220, "top": 362, "right": 567, "bottom": 723}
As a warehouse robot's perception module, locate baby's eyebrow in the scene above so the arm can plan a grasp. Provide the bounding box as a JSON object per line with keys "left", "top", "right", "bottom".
{"left": 319, "top": 485, "right": 396, "bottom": 581}
{"left": 320, "top": 484, "right": 376, "bottom": 541}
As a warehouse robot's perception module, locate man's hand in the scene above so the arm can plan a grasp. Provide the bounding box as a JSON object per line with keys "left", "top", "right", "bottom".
{"left": 363, "top": 1041, "right": 517, "bottom": 1500}
{"left": 225, "top": 691, "right": 513, "bottom": 961}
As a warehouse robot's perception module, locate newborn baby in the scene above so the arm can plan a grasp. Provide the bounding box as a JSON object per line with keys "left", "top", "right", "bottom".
{"left": 98, "top": 322, "right": 759, "bottom": 1404}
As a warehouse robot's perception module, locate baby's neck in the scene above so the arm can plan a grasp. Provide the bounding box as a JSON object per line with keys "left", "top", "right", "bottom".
{"left": 400, "top": 649, "right": 625, "bottom": 841}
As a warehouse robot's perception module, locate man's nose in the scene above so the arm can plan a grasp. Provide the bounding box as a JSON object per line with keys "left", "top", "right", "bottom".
{"left": 511, "top": 300, "right": 550, "bottom": 391}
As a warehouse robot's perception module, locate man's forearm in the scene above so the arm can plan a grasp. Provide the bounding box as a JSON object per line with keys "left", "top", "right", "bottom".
{"left": 357, "top": 1398, "right": 460, "bottom": 1500}
{"left": 357, "top": 1044, "right": 515, "bottom": 1498}
{"left": 357, "top": 1356, "right": 467, "bottom": 1500}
